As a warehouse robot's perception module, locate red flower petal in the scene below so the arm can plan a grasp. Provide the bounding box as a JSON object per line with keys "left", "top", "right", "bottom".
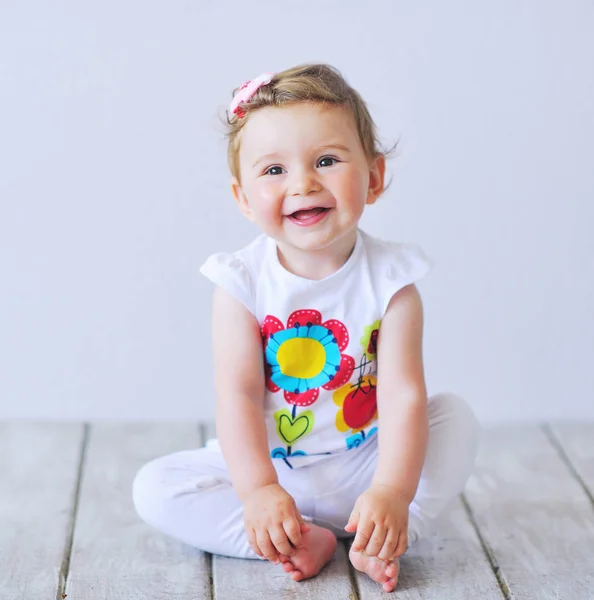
{"left": 322, "top": 319, "right": 349, "bottom": 352}
{"left": 343, "top": 384, "right": 378, "bottom": 430}
{"left": 323, "top": 354, "right": 355, "bottom": 391}
{"left": 284, "top": 388, "right": 319, "bottom": 407}
{"left": 287, "top": 309, "right": 322, "bottom": 329}
{"left": 264, "top": 363, "right": 280, "bottom": 393}
{"left": 261, "top": 315, "right": 284, "bottom": 345}
{"left": 266, "top": 379, "right": 280, "bottom": 393}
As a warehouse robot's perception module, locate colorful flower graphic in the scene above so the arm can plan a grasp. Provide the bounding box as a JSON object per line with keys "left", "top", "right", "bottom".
{"left": 360, "top": 320, "right": 381, "bottom": 361}
{"left": 333, "top": 375, "right": 378, "bottom": 434}
{"left": 261, "top": 310, "right": 355, "bottom": 407}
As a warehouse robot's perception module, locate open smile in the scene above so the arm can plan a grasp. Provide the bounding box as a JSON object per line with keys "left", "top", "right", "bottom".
{"left": 286, "top": 207, "right": 331, "bottom": 227}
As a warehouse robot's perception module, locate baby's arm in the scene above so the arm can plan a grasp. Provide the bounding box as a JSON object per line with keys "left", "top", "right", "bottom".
{"left": 211, "top": 285, "right": 276, "bottom": 499}
{"left": 211, "top": 286, "right": 309, "bottom": 561}
{"left": 372, "top": 283, "right": 429, "bottom": 499}
{"left": 346, "top": 283, "right": 429, "bottom": 560}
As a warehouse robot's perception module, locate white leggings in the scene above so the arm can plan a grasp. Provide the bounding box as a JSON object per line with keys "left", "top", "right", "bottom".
{"left": 132, "top": 393, "right": 480, "bottom": 559}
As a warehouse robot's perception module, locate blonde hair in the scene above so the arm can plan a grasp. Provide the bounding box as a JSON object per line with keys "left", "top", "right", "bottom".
{"left": 224, "top": 63, "right": 395, "bottom": 182}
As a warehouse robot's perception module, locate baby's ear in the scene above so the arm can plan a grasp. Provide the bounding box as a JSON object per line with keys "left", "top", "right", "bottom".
{"left": 231, "top": 178, "right": 255, "bottom": 222}
{"left": 366, "top": 154, "right": 386, "bottom": 205}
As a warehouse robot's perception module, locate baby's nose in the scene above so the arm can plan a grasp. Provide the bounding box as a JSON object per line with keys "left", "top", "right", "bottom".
{"left": 289, "top": 169, "right": 321, "bottom": 196}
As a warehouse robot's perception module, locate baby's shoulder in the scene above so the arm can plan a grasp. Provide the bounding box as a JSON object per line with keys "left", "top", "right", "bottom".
{"left": 202, "top": 234, "right": 268, "bottom": 275}
{"left": 358, "top": 230, "right": 434, "bottom": 314}
{"left": 199, "top": 234, "right": 269, "bottom": 314}
{"left": 360, "top": 230, "right": 434, "bottom": 276}
{"left": 234, "top": 233, "right": 270, "bottom": 276}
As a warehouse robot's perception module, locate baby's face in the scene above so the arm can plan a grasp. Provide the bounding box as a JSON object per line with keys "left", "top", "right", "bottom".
{"left": 232, "top": 103, "right": 384, "bottom": 253}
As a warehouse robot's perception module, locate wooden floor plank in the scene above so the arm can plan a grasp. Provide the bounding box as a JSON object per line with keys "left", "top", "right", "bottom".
{"left": 0, "top": 422, "right": 84, "bottom": 599}
{"left": 5, "top": 420, "right": 594, "bottom": 598}
{"left": 65, "top": 423, "right": 211, "bottom": 600}
{"left": 546, "top": 422, "right": 594, "bottom": 500}
{"left": 354, "top": 496, "right": 503, "bottom": 599}
{"left": 213, "top": 540, "right": 355, "bottom": 600}
{"left": 463, "top": 424, "right": 594, "bottom": 599}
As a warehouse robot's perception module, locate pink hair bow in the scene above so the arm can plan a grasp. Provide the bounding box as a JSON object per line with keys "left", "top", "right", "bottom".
{"left": 229, "top": 72, "right": 275, "bottom": 118}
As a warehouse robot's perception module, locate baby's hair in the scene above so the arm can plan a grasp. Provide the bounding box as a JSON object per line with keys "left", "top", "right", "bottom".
{"left": 224, "top": 63, "right": 397, "bottom": 183}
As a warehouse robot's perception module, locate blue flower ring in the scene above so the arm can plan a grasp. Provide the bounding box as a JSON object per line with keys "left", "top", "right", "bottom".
{"left": 265, "top": 323, "right": 341, "bottom": 394}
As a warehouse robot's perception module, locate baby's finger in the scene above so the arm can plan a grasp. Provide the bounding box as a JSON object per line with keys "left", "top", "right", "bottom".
{"left": 377, "top": 531, "right": 399, "bottom": 561}
{"left": 269, "top": 525, "right": 295, "bottom": 556}
{"left": 283, "top": 517, "right": 304, "bottom": 549}
{"left": 351, "top": 518, "right": 374, "bottom": 552}
{"left": 394, "top": 531, "right": 408, "bottom": 557}
{"left": 247, "top": 528, "right": 263, "bottom": 558}
{"left": 256, "top": 530, "right": 280, "bottom": 564}
{"left": 297, "top": 512, "right": 311, "bottom": 533}
{"left": 364, "top": 524, "right": 386, "bottom": 557}
{"left": 345, "top": 504, "right": 360, "bottom": 532}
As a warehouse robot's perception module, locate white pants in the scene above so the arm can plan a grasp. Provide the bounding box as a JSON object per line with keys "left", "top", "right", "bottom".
{"left": 132, "top": 393, "right": 480, "bottom": 559}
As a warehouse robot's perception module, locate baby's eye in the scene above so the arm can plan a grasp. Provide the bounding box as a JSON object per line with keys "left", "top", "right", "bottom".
{"left": 317, "top": 156, "right": 339, "bottom": 168}
{"left": 264, "top": 165, "right": 285, "bottom": 176}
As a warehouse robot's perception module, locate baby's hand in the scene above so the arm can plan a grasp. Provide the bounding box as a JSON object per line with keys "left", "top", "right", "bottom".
{"left": 344, "top": 484, "right": 410, "bottom": 560}
{"left": 243, "top": 483, "right": 310, "bottom": 563}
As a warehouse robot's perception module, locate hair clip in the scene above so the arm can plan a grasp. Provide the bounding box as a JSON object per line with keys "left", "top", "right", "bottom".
{"left": 229, "top": 72, "right": 275, "bottom": 118}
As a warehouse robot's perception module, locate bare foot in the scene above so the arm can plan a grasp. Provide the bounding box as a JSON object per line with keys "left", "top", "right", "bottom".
{"left": 277, "top": 524, "right": 337, "bottom": 581}
{"left": 349, "top": 546, "right": 400, "bottom": 593}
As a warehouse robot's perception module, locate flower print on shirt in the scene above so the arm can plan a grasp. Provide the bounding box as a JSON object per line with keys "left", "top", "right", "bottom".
{"left": 261, "top": 310, "right": 355, "bottom": 407}
{"left": 273, "top": 407, "right": 314, "bottom": 444}
{"left": 346, "top": 427, "right": 378, "bottom": 450}
{"left": 333, "top": 375, "right": 378, "bottom": 434}
{"left": 262, "top": 309, "right": 356, "bottom": 464}
{"left": 334, "top": 319, "right": 382, "bottom": 450}
{"left": 360, "top": 319, "right": 380, "bottom": 361}
{"left": 271, "top": 406, "right": 314, "bottom": 460}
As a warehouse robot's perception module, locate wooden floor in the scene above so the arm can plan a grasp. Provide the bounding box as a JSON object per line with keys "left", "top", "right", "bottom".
{"left": 1, "top": 421, "right": 593, "bottom": 600}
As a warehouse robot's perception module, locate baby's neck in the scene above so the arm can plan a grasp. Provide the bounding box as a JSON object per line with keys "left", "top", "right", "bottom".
{"left": 275, "top": 230, "right": 358, "bottom": 281}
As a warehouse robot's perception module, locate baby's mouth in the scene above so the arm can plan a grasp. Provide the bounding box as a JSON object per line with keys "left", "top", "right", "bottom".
{"left": 288, "top": 207, "right": 330, "bottom": 222}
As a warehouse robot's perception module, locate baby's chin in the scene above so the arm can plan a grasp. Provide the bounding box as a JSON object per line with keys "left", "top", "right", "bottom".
{"left": 280, "top": 223, "right": 356, "bottom": 253}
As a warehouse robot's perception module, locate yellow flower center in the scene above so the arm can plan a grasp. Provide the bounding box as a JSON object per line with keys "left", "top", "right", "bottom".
{"left": 277, "top": 338, "right": 326, "bottom": 379}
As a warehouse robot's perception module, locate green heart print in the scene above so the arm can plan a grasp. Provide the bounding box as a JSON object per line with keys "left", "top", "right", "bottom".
{"left": 274, "top": 408, "right": 314, "bottom": 445}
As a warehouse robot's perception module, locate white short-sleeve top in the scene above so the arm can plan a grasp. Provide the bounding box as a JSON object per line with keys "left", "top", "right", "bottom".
{"left": 200, "top": 228, "right": 433, "bottom": 468}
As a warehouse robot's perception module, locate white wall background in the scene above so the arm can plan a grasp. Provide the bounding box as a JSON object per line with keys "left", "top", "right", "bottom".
{"left": 1, "top": 1, "right": 592, "bottom": 423}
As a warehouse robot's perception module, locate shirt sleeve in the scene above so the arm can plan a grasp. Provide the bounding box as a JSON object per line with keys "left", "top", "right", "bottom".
{"left": 380, "top": 243, "right": 434, "bottom": 314}
{"left": 199, "top": 252, "right": 255, "bottom": 314}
